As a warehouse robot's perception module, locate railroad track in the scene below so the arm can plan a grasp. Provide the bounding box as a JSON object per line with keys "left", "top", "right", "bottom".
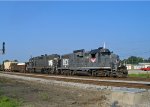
{"left": 1, "top": 71, "right": 150, "bottom": 89}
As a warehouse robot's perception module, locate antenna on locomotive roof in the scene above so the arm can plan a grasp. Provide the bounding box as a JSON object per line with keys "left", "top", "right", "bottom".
{"left": 103, "top": 42, "right": 106, "bottom": 49}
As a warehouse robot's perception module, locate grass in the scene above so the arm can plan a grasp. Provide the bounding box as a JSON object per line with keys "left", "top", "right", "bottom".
{"left": 0, "top": 78, "right": 9, "bottom": 83}
{"left": 23, "top": 104, "right": 35, "bottom": 107}
{"left": 0, "top": 89, "right": 4, "bottom": 96}
{"left": 129, "top": 73, "right": 150, "bottom": 78}
{"left": 38, "top": 92, "right": 50, "bottom": 101}
{"left": 0, "top": 96, "right": 21, "bottom": 107}
{"left": 0, "top": 78, "right": 22, "bottom": 107}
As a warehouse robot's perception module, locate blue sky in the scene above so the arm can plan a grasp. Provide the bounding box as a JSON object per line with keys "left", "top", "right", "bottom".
{"left": 0, "top": 1, "right": 150, "bottom": 63}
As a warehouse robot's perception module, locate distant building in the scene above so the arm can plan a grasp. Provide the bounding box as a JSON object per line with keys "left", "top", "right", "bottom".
{"left": 139, "top": 63, "right": 150, "bottom": 68}
{"left": 126, "top": 63, "right": 150, "bottom": 70}
{"left": 126, "top": 64, "right": 132, "bottom": 70}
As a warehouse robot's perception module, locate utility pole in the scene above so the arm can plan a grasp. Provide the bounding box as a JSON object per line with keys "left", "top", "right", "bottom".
{"left": 0, "top": 42, "right": 5, "bottom": 70}
{"left": 0, "top": 42, "right": 5, "bottom": 54}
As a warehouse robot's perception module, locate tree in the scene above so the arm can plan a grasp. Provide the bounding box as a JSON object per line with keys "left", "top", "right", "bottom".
{"left": 125, "top": 56, "right": 144, "bottom": 64}
{"left": 13, "top": 60, "right": 18, "bottom": 62}
{"left": 0, "top": 64, "right": 2, "bottom": 71}
{"left": 148, "top": 57, "right": 150, "bottom": 63}
{"left": 3, "top": 60, "right": 10, "bottom": 62}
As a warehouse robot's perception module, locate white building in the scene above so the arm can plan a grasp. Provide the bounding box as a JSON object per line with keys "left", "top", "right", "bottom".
{"left": 126, "top": 63, "right": 150, "bottom": 70}
{"left": 138, "top": 63, "right": 150, "bottom": 68}
{"left": 126, "top": 64, "right": 132, "bottom": 70}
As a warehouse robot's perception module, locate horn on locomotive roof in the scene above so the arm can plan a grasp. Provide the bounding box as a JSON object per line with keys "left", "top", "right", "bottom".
{"left": 103, "top": 42, "right": 106, "bottom": 49}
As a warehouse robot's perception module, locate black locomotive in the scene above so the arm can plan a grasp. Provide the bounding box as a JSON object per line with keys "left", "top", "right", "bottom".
{"left": 27, "top": 47, "right": 128, "bottom": 77}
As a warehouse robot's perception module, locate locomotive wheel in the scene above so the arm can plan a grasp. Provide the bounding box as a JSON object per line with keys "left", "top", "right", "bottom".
{"left": 69, "top": 71, "right": 73, "bottom": 75}
{"left": 56, "top": 70, "right": 61, "bottom": 75}
{"left": 116, "top": 72, "right": 126, "bottom": 78}
{"left": 61, "top": 70, "right": 68, "bottom": 75}
{"left": 52, "top": 70, "right": 55, "bottom": 74}
{"left": 61, "top": 70, "right": 64, "bottom": 75}
{"left": 117, "top": 73, "right": 122, "bottom": 78}
{"left": 119, "top": 69, "right": 128, "bottom": 78}
{"left": 41, "top": 69, "right": 44, "bottom": 74}
{"left": 49, "top": 70, "right": 53, "bottom": 74}
{"left": 33, "top": 68, "right": 36, "bottom": 73}
{"left": 122, "top": 72, "right": 128, "bottom": 78}
{"left": 47, "top": 70, "right": 50, "bottom": 74}
{"left": 104, "top": 71, "right": 110, "bottom": 77}
{"left": 72, "top": 71, "right": 76, "bottom": 75}
{"left": 67, "top": 70, "right": 70, "bottom": 76}
{"left": 91, "top": 71, "right": 97, "bottom": 77}
{"left": 64, "top": 70, "right": 69, "bottom": 76}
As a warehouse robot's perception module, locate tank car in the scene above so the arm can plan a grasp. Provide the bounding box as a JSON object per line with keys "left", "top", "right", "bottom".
{"left": 27, "top": 54, "right": 60, "bottom": 74}
{"left": 59, "top": 47, "right": 128, "bottom": 77}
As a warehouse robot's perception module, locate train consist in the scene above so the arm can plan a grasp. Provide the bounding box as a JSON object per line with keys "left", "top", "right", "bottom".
{"left": 2, "top": 47, "right": 128, "bottom": 77}
{"left": 26, "top": 47, "right": 128, "bottom": 77}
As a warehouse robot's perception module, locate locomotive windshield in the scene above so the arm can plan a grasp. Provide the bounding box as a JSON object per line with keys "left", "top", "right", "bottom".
{"left": 73, "top": 49, "right": 84, "bottom": 58}
{"left": 100, "top": 48, "right": 111, "bottom": 55}
{"left": 90, "top": 48, "right": 111, "bottom": 56}
{"left": 101, "top": 52, "right": 111, "bottom": 55}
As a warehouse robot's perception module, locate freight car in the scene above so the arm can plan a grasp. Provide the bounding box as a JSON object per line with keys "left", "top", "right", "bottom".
{"left": 10, "top": 63, "right": 26, "bottom": 72}
{"left": 3, "top": 61, "right": 17, "bottom": 72}
{"left": 27, "top": 47, "right": 128, "bottom": 77}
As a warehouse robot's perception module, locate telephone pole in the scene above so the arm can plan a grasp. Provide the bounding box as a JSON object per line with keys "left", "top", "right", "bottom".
{"left": 0, "top": 42, "right": 5, "bottom": 54}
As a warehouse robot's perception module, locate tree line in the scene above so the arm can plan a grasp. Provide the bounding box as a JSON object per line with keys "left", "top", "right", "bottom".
{"left": 122, "top": 56, "right": 150, "bottom": 64}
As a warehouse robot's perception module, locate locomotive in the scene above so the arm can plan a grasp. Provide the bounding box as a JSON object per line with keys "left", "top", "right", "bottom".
{"left": 27, "top": 47, "right": 128, "bottom": 77}
{"left": 27, "top": 54, "right": 60, "bottom": 73}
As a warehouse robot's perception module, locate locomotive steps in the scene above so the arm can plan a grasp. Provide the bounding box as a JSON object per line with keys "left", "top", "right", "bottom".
{"left": 0, "top": 72, "right": 150, "bottom": 107}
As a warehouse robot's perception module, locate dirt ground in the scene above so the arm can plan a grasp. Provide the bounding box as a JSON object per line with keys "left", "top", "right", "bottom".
{"left": 0, "top": 77, "right": 110, "bottom": 107}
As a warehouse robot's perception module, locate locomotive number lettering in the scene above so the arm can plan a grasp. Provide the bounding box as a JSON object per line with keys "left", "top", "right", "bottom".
{"left": 48, "top": 60, "right": 53, "bottom": 66}
{"left": 63, "top": 59, "right": 69, "bottom": 66}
